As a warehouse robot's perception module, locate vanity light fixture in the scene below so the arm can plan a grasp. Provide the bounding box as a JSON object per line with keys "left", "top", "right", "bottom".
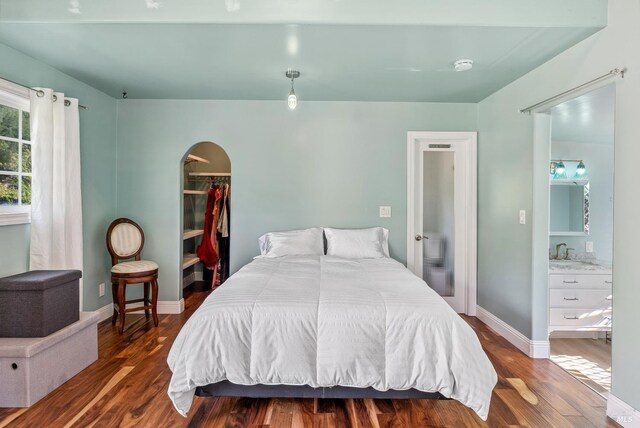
{"left": 285, "top": 69, "right": 300, "bottom": 110}
{"left": 550, "top": 160, "right": 587, "bottom": 178}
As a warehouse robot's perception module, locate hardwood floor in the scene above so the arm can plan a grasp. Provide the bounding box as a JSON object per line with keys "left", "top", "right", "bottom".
{"left": 550, "top": 337, "right": 612, "bottom": 395}
{"left": 0, "top": 288, "right": 621, "bottom": 428}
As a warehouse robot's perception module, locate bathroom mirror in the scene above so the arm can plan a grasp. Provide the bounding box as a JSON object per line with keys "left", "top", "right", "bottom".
{"left": 549, "top": 180, "right": 590, "bottom": 235}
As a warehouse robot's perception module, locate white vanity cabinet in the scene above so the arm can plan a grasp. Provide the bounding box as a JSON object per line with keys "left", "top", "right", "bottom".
{"left": 548, "top": 270, "right": 612, "bottom": 332}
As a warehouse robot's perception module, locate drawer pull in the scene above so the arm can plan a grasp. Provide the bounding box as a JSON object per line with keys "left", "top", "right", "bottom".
{"left": 563, "top": 280, "right": 579, "bottom": 284}
{"left": 563, "top": 297, "right": 579, "bottom": 301}
{"left": 563, "top": 315, "right": 579, "bottom": 320}
{"left": 604, "top": 281, "right": 613, "bottom": 284}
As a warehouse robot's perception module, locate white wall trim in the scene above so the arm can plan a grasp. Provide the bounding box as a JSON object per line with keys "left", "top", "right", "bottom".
{"left": 96, "top": 302, "right": 115, "bottom": 323}
{"left": 95, "top": 298, "right": 185, "bottom": 322}
{"left": 0, "top": 211, "right": 31, "bottom": 226}
{"left": 607, "top": 393, "right": 640, "bottom": 428}
{"left": 476, "top": 305, "right": 550, "bottom": 359}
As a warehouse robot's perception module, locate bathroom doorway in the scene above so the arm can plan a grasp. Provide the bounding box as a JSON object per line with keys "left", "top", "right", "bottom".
{"left": 545, "top": 84, "right": 615, "bottom": 396}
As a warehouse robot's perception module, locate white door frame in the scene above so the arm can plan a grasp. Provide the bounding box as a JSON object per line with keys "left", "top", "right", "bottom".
{"left": 406, "top": 131, "right": 477, "bottom": 315}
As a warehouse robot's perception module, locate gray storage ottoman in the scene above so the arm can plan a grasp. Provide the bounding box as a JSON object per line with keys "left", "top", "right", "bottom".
{"left": 0, "top": 270, "right": 81, "bottom": 338}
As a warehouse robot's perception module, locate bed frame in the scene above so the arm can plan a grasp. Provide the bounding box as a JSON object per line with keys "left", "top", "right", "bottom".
{"left": 195, "top": 381, "right": 446, "bottom": 400}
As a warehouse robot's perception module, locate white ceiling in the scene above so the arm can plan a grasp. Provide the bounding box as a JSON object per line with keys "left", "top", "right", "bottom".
{"left": 0, "top": 0, "right": 608, "bottom": 102}
{"left": 551, "top": 84, "right": 615, "bottom": 144}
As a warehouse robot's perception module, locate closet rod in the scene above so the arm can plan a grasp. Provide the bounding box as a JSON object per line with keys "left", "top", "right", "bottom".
{"left": 519, "top": 68, "right": 625, "bottom": 114}
{"left": 0, "top": 75, "right": 88, "bottom": 110}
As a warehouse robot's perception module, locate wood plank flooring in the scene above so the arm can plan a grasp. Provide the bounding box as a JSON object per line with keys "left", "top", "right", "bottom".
{"left": 550, "top": 338, "right": 612, "bottom": 395}
{"left": 0, "top": 288, "right": 621, "bottom": 427}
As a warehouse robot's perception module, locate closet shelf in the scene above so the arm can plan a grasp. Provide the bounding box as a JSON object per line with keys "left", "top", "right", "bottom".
{"left": 184, "top": 190, "right": 208, "bottom": 195}
{"left": 183, "top": 229, "right": 204, "bottom": 240}
{"left": 182, "top": 254, "right": 200, "bottom": 269}
{"left": 186, "top": 154, "right": 211, "bottom": 164}
{"left": 188, "top": 172, "right": 231, "bottom": 177}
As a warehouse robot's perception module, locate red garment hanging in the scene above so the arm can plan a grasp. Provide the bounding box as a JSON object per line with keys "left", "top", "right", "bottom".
{"left": 196, "top": 187, "right": 222, "bottom": 267}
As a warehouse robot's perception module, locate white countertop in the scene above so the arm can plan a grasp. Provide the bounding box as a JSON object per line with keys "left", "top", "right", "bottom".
{"left": 549, "top": 260, "right": 612, "bottom": 275}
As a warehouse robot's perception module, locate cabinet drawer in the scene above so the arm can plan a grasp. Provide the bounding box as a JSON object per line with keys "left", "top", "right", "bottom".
{"left": 549, "top": 289, "right": 612, "bottom": 308}
{"left": 549, "top": 307, "right": 612, "bottom": 328}
{"left": 549, "top": 274, "right": 612, "bottom": 289}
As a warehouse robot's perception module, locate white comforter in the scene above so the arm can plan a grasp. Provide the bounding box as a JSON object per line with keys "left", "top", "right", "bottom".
{"left": 167, "top": 256, "right": 497, "bottom": 419}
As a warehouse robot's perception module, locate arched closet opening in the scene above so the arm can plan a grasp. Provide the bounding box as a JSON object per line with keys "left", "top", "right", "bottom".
{"left": 181, "top": 142, "right": 231, "bottom": 295}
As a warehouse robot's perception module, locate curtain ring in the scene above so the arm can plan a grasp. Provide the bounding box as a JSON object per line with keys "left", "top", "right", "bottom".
{"left": 36, "top": 89, "right": 45, "bottom": 98}
{"left": 53, "top": 94, "right": 58, "bottom": 102}
{"left": 64, "top": 99, "right": 71, "bottom": 107}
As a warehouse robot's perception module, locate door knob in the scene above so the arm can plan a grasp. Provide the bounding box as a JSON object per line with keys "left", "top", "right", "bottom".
{"left": 415, "top": 235, "right": 429, "bottom": 241}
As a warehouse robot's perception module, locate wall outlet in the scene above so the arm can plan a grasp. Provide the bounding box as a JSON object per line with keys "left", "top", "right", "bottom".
{"left": 519, "top": 209, "right": 526, "bottom": 225}
{"left": 98, "top": 283, "right": 105, "bottom": 297}
{"left": 379, "top": 206, "right": 392, "bottom": 218}
{"left": 585, "top": 241, "right": 594, "bottom": 253}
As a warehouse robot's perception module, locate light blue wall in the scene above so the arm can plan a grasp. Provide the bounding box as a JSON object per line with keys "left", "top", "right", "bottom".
{"left": 477, "top": 0, "right": 640, "bottom": 411}
{"left": 115, "top": 100, "right": 477, "bottom": 301}
{"left": 0, "top": 42, "right": 117, "bottom": 311}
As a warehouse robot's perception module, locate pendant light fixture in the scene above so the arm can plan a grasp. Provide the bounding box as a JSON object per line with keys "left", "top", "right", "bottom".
{"left": 575, "top": 160, "right": 586, "bottom": 176}
{"left": 285, "top": 69, "right": 300, "bottom": 110}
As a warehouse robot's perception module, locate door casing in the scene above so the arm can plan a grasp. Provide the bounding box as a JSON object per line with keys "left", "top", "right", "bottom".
{"left": 406, "top": 131, "right": 477, "bottom": 315}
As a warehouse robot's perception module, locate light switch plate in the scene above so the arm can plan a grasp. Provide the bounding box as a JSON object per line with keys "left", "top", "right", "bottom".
{"left": 586, "top": 241, "right": 594, "bottom": 253}
{"left": 379, "top": 206, "right": 392, "bottom": 218}
{"left": 519, "top": 210, "right": 526, "bottom": 225}
{"left": 99, "top": 283, "right": 105, "bottom": 297}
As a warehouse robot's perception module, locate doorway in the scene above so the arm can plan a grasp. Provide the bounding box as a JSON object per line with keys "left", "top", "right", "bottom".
{"left": 542, "top": 84, "right": 615, "bottom": 396}
{"left": 180, "top": 142, "right": 231, "bottom": 301}
{"left": 407, "top": 132, "right": 477, "bottom": 314}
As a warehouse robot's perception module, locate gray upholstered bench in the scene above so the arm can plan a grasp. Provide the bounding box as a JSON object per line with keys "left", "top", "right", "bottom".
{"left": 0, "top": 311, "right": 100, "bottom": 407}
{"left": 0, "top": 270, "right": 81, "bottom": 338}
{"left": 0, "top": 270, "right": 99, "bottom": 407}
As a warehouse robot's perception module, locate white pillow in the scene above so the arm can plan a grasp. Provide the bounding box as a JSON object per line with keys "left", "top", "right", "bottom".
{"left": 324, "top": 227, "right": 390, "bottom": 259}
{"left": 258, "top": 227, "right": 324, "bottom": 257}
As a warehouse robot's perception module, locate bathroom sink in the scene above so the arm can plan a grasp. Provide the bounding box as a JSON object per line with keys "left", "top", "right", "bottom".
{"left": 549, "top": 259, "right": 611, "bottom": 272}
{"left": 550, "top": 260, "right": 595, "bottom": 265}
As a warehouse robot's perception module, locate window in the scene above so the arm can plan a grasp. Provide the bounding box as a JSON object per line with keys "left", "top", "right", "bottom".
{"left": 0, "top": 79, "right": 31, "bottom": 226}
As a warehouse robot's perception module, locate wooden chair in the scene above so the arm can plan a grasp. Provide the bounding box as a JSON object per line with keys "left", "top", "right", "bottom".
{"left": 106, "top": 218, "right": 159, "bottom": 334}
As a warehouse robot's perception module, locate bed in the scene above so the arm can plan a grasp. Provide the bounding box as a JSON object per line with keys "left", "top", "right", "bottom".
{"left": 167, "top": 254, "right": 497, "bottom": 420}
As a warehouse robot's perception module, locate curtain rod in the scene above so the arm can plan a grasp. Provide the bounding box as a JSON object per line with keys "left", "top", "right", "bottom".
{"left": 1, "top": 75, "right": 88, "bottom": 110}
{"left": 519, "top": 67, "right": 625, "bottom": 114}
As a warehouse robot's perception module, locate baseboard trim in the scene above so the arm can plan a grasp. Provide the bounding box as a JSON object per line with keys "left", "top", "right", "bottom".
{"left": 607, "top": 393, "right": 640, "bottom": 427}
{"left": 476, "top": 306, "right": 549, "bottom": 359}
{"left": 95, "top": 298, "right": 185, "bottom": 321}
{"left": 96, "top": 303, "right": 115, "bottom": 323}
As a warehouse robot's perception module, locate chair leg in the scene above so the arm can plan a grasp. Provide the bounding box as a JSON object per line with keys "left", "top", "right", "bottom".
{"left": 151, "top": 278, "right": 159, "bottom": 327}
{"left": 111, "top": 282, "right": 118, "bottom": 326}
{"left": 117, "top": 279, "right": 127, "bottom": 334}
{"left": 144, "top": 282, "right": 151, "bottom": 320}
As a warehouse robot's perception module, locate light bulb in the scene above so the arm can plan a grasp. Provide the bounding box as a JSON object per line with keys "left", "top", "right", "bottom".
{"left": 576, "top": 161, "right": 586, "bottom": 176}
{"left": 288, "top": 91, "right": 297, "bottom": 110}
{"left": 556, "top": 161, "right": 566, "bottom": 175}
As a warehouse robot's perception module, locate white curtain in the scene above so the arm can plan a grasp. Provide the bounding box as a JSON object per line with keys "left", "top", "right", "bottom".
{"left": 29, "top": 89, "right": 83, "bottom": 283}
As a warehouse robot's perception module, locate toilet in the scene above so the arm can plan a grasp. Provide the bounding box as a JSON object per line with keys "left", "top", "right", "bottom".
{"left": 422, "top": 233, "right": 448, "bottom": 296}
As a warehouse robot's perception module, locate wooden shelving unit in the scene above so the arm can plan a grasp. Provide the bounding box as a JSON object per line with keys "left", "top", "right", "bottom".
{"left": 182, "top": 253, "right": 200, "bottom": 269}
{"left": 188, "top": 172, "right": 231, "bottom": 177}
{"left": 186, "top": 154, "right": 211, "bottom": 164}
{"left": 183, "top": 229, "right": 204, "bottom": 240}
{"left": 183, "top": 189, "right": 208, "bottom": 195}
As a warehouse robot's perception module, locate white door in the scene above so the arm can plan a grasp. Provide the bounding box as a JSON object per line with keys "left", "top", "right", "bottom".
{"left": 407, "top": 132, "right": 477, "bottom": 314}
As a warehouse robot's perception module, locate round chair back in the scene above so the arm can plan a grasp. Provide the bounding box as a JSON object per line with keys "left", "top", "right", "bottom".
{"left": 106, "top": 218, "right": 145, "bottom": 265}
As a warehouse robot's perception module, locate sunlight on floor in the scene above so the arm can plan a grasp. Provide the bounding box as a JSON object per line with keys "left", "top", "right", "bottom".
{"left": 550, "top": 338, "right": 611, "bottom": 396}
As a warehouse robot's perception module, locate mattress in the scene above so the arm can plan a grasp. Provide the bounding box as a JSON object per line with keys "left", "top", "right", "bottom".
{"left": 167, "top": 255, "right": 497, "bottom": 419}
